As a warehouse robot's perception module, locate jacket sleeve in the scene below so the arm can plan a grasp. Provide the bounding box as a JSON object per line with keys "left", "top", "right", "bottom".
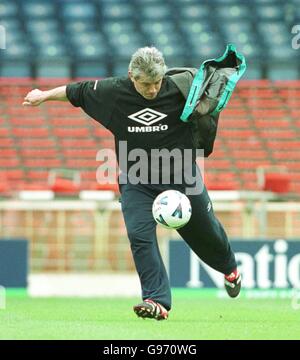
{"left": 66, "top": 78, "right": 117, "bottom": 128}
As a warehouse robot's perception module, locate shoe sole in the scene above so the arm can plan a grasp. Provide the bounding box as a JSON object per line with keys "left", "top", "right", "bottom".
{"left": 133, "top": 304, "right": 168, "bottom": 320}
{"left": 225, "top": 275, "right": 241, "bottom": 298}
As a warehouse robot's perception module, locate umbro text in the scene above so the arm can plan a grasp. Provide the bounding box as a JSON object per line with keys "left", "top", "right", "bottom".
{"left": 128, "top": 124, "right": 168, "bottom": 133}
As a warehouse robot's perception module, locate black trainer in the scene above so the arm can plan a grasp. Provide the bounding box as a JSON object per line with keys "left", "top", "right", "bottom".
{"left": 133, "top": 299, "right": 168, "bottom": 320}
{"left": 224, "top": 270, "right": 241, "bottom": 298}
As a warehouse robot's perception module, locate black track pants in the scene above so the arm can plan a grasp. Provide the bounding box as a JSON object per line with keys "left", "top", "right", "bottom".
{"left": 120, "top": 179, "right": 237, "bottom": 311}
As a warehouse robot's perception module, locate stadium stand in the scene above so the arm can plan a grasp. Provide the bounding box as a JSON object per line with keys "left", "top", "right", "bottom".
{"left": 0, "top": 0, "right": 299, "bottom": 196}
{"left": 0, "top": 78, "right": 299, "bottom": 196}
{"left": 0, "top": 0, "right": 299, "bottom": 78}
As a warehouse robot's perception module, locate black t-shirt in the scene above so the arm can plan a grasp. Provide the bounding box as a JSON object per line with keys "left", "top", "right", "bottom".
{"left": 66, "top": 76, "right": 196, "bottom": 183}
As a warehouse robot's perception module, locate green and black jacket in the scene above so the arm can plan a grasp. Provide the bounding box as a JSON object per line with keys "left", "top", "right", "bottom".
{"left": 167, "top": 44, "right": 246, "bottom": 157}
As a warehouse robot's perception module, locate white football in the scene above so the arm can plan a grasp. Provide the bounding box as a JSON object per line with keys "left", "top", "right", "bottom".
{"left": 152, "top": 190, "right": 192, "bottom": 229}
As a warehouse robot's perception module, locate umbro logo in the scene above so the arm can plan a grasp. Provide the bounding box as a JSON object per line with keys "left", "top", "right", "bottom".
{"left": 128, "top": 108, "right": 167, "bottom": 126}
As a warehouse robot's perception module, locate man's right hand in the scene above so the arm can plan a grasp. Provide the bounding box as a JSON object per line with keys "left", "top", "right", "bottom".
{"left": 22, "top": 89, "right": 46, "bottom": 106}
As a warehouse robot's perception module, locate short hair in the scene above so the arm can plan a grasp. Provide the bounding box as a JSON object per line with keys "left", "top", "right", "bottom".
{"left": 128, "top": 47, "right": 167, "bottom": 80}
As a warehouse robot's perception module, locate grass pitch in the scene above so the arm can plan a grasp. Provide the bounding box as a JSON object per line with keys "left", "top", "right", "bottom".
{"left": 0, "top": 289, "right": 299, "bottom": 340}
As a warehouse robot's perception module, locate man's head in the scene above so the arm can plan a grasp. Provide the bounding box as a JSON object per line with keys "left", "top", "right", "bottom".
{"left": 128, "top": 47, "right": 167, "bottom": 100}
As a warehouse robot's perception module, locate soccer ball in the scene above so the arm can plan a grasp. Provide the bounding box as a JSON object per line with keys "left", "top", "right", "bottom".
{"left": 152, "top": 190, "right": 192, "bottom": 229}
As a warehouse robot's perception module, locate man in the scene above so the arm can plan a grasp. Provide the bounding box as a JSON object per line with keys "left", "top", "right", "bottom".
{"left": 23, "top": 47, "right": 241, "bottom": 321}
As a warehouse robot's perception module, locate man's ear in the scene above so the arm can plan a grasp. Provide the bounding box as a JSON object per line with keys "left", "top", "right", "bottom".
{"left": 128, "top": 71, "right": 133, "bottom": 81}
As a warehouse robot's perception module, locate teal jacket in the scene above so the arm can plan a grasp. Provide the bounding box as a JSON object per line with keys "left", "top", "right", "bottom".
{"left": 167, "top": 44, "right": 246, "bottom": 157}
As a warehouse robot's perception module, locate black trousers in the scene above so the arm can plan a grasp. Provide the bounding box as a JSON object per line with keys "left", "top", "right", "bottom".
{"left": 119, "top": 173, "right": 237, "bottom": 311}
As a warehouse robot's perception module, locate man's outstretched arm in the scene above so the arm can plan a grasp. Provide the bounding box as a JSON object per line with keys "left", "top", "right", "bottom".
{"left": 22, "top": 86, "right": 67, "bottom": 106}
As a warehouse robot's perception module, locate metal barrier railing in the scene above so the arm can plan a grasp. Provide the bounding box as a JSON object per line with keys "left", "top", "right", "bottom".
{"left": 0, "top": 198, "right": 299, "bottom": 272}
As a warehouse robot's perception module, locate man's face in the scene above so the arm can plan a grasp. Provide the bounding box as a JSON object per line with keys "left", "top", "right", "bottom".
{"left": 129, "top": 72, "right": 163, "bottom": 100}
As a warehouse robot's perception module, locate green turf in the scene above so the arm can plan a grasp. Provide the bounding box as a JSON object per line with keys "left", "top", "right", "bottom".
{"left": 0, "top": 289, "right": 300, "bottom": 340}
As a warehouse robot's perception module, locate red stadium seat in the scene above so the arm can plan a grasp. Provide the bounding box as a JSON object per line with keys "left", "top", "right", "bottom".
{"left": 221, "top": 108, "right": 248, "bottom": 118}
{"left": 263, "top": 173, "right": 291, "bottom": 193}
{"left": 247, "top": 99, "right": 284, "bottom": 108}
{"left": 21, "top": 149, "right": 58, "bottom": 159}
{"left": 219, "top": 119, "right": 250, "bottom": 128}
{"left": 285, "top": 162, "right": 300, "bottom": 171}
{"left": 7, "top": 107, "right": 43, "bottom": 117}
{"left": 14, "top": 181, "right": 49, "bottom": 191}
{"left": 10, "top": 117, "right": 46, "bottom": 126}
{"left": 12, "top": 127, "right": 49, "bottom": 138}
{"left": 94, "top": 127, "right": 113, "bottom": 138}
{"left": 219, "top": 129, "right": 257, "bottom": 138}
{"left": 19, "top": 139, "right": 56, "bottom": 147}
{"left": 0, "top": 170, "right": 24, "bottom": 193}
{"left": 0, "top": 149, "right": 18, "bottom": 157}
{"left": 238, "top": 79, "right": 271, "bottom": 88}
{"left": 291, "top": 110, "right": 300, "bottom": 119}
{"left": 250, "top": 109, "right": 288, "bottom": 119}
{"left": 266, "top": 140, "right": 300, "bottom": 150}
{"left": 26, "top": 171, "right": 49, "bottom": 181}
{"left": 47, "top": 107, "right": 81, "bottom": 117}
{"left": 290, "top": 183, "right": 300, "bottom": 194}
{"left": 235, "top": 160, "right": 271, "bottom": 170}
{"left": 272, "top": 151, "right": 300, "bottom": 160}
{"left": 205, "top": 159, "right": 232, "bottom": 170}
{"left": 258, "top": 129, "right": 296, "bottom": 139}
{"left": 60, "top": 139, "right": 97, "bottom": 148}
{"left": 53, "top": 128, "right": 90, "bottom": 138}
{"left": 99, "top": 139, "right": 115, "bottom": 148}
{"left": 0, "top": 128, "right": 10, "bottom": 137}
{"left": 0, "top": 138, "right": 14, "bottom": 147}
{"left": 239, "top": 171, "right": 257, "bottom": 182}
{"left": 65, "top": 159, "right": 99, "bottom": 168}
{"left": 81, "top": 171, "right": 98, "bottom": 180}
{"left": 231, "top": 149, "right": 268, "bottom": 159}
{"left": 0, "top": 180, "right": 10, "bottom": 194}
{"left": 211, "top": 148, "right": 228, "bottom": 159}
{"left": 50, "top": 178, "right": 80, "bottom": 194}
{"left": 63, "top": 149, "right": 97, "bottom": 158}
{"left": 24, "top": 159, "right": 61, "bottom": 168}
{"left": 50, "top": 118, "right": 88, "bottom": 126}
{"left": 254, "top": 120, "right": 290, "bottom": 128}
{"left": 0, "top": 159, "right": 20, "bottom": 167}
{"left": 204, "top": 171, "right": 240, "bottom": 190}
{"left": 239, "top": 88, "right": 276, "bottom": 99}
{"left": 225, "top": 139, "right": 263, "bottom": 150}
